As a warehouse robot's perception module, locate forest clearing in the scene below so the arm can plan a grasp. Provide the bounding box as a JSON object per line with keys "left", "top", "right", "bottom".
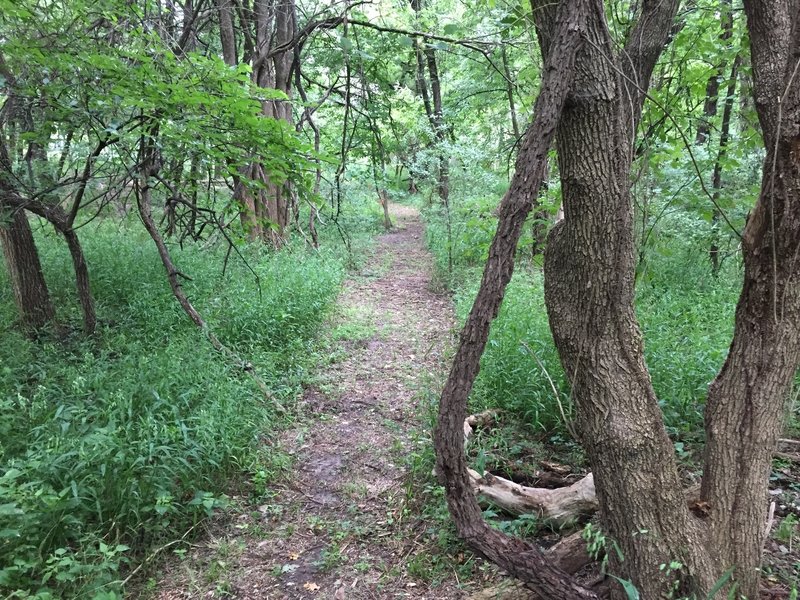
{"left": 1, "top": 0, "right": 800, "bottom": 598}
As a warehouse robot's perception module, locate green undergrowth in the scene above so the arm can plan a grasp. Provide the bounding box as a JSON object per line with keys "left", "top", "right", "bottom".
{"left": 0, "top": 220, "right": 355, "bottom": 598}
{"left": 422, "top": 199, "right": 761, "bottom": 443}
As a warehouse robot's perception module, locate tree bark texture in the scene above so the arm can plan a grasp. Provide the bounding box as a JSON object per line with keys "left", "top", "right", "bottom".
{"left": 0, "top": 209, "right": 55, "bottom": 330}
{"left": 254, "top": 0, "right": 295, "bottom": 247}
{"left": 540, "top": 0, "right": 729, "bottom": 596}
{"left": 433, "top": 1, "right": 597, "bottom": 598}
{"left": 0, "top": 191, "right": 96, "bottom": 335}
{"left": 700, "top": 2, "right": 800, "bottom": 598}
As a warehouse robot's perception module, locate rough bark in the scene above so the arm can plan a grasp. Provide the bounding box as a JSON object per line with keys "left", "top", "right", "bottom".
{"left": 0, "top": 191, "right": 97, "bottom": 335}
{"left": 467, "top": 533, "right": 596, "bottom": 599}
{"left": 62, "top": 228, "right": 96, "bottom": 335}
{"left": 541, "top": 1, "right": 725, "bottom": 596}
{"left": 0, "top": 209, "right": 55, "bottom": 330}
{"left": 220, "top": 0, "right": 295, "bottom": 246}
{"left": 217, "top": 0, "right": 238, "bottom": 66}
{"left": 433, "top": 1, "right": 596, "bottom": 597}
{"left": 700, "top": 2, "right": 800, "bottom": 598}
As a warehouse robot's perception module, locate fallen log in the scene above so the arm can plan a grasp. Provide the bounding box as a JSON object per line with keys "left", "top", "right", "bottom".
{"left": 463, "top": 410, "right": 598, "bottom": 524}
{"left": 469, "top": 468, "right": 597, "bottom": 523}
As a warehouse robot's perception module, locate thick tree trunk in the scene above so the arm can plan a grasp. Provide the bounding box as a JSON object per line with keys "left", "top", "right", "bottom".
{"left": 541, "top": 1, "right": 725, "bottom": 597}
{"left": 0, "top": 194, "right": 96, "bottom": 335}
{"left": 700, "top": 3, "right": 800, "bottom": 598}
{"left": 0, "top": 209, "right": 55, "bottom": 330}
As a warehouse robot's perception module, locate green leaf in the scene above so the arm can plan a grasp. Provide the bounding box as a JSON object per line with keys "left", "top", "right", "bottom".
{"left": 705, "top": 568, "right": 735, "bottom": 599}
{"left": 0, "top": 502, "right": 23, "bottom": 516}
{"left": 443, "top": 23, "right": 459, "bottom": 36}
{"left": 610, "top": 576, "right": 640, "bottom": 600}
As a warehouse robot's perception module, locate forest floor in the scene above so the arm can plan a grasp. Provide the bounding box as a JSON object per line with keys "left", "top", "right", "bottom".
{"left": 142, "top": 204, "right": 800, "bottom": 600}
{"left": 148, "top": 205, "right": 474, "bottom": 599}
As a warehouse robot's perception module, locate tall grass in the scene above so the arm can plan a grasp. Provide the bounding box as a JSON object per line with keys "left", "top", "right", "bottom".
{"left": 0, "top": 221, "right": 345, "bottom": 598}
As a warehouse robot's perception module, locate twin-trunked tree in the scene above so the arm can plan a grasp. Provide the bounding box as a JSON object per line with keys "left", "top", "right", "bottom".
{"left": 435, "top": 0, "right": 800, "bottom": 598}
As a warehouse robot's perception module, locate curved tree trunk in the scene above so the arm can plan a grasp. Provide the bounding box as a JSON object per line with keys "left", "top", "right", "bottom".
{"left": 62, "top": 228, "right": 96, "bottom": 335}
{"left": 700, "top": 3, "right": 800, "bottom": 598}
{"left": 433, "top": 1, "right": 598, "bottom": 598}
{"left": 0, "top": 209, "right": 55, "bottom": 331}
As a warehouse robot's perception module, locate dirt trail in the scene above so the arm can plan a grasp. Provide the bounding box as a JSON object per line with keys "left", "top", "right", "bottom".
{"left": 154, "top": 205, "right": 466, "bottom": 599}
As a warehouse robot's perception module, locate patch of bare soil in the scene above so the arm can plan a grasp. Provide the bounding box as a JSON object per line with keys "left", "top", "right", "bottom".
{"left": 149, "top": 205, "right": 466, "bottom": 599}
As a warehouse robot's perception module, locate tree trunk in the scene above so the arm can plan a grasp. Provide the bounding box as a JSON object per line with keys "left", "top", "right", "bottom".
{"left": 433, "top": 1, "right": 598, "bottom": 597}
{"left": 0, "top": 209, "right": 55, "bottom": 331}
{"left": 217, "top": 0, "right": 237, "bottom": 66}
{"left": 253, "top": 0, "right": 295, "bottom": 248}
{"left": 435, "top": 0, "right": 796, "bottom": 596}
{"left": 425, "top": 45, "right": 449, "bottom": 204}
{"left": 541, "top": 3, "right": 723, "bottom": 596}
{"left": 700, "top": 2, "right": 800, "bottom": 598}
{"left": 62, "top": 228, "right": 96, "bottom": 335}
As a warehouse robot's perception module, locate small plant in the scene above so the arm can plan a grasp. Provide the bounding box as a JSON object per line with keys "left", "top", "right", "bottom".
{"left": 776, "top": 514, "right": 799, "bottom": 550}
{"left": 0, "top": 224, "right": 348, "bottom": 597}
{"left": 582, "top": 522, "right": 607, "bottom": 561}
{"left": 659, "top": 560, "right": 684, "bottom": 597}
{"left": 318, "top": 544, "right": 346, "bottom": 572}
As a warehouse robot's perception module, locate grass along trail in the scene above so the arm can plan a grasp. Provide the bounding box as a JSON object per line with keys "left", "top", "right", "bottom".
{"left": 152, "top": 205, "right": 466, "bottom": 599}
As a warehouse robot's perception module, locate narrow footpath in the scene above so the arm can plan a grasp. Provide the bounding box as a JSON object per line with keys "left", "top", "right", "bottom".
{"left": 154, "top": 205, "right": 467, "bottom": 599}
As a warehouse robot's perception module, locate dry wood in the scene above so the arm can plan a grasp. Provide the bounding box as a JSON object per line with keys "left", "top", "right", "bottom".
{"left": 462, "top": 410, "right": 596, "bottom": 523}
{"left": 463, "top": 409, "right": 501, "bottom": 442}
{"left": 469, "top": 469, "right": 597, "bottom": 524}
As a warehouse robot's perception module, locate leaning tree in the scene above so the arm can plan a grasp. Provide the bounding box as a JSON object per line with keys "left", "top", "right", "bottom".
{"left": 435, "top": 0, "right": 800, "bottom": 598}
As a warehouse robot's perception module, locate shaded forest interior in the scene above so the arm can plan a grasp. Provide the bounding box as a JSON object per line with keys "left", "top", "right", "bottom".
{"left": 1, "top": 0, "right": 799, "bottom": 598}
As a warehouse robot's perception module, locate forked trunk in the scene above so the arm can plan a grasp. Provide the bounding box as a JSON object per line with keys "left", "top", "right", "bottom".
{"left": 436, "top": 0, "right": 798, "bottom": 597}
{"left": 540, "top": 1, "right": 719, "bottom": 595}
